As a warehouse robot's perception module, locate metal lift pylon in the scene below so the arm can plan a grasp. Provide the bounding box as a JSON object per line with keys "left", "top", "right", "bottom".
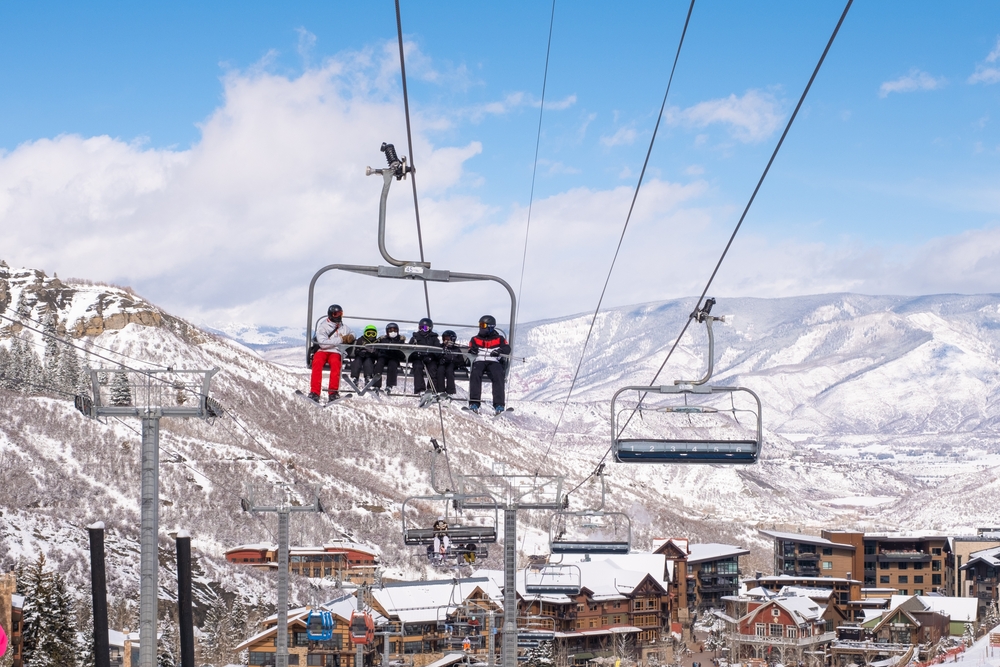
{"left": 75, "top": 368, "right": 223, "bottom": 667}
{"left": 241, "top": 484, "right": 323, "bottom": 667}
{"left": 456, "top": 466, "right": 567, "bottom": 667}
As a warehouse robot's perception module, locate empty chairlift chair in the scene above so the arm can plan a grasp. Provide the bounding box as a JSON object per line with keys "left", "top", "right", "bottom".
{"left": 611, "top": 298, "right": 763, "bottom": 464}
{"left": 524, "top": 563, "right": 582, "bottom": 596}
{"left": 549, "top": 511, "right": 632, "bottom": 555}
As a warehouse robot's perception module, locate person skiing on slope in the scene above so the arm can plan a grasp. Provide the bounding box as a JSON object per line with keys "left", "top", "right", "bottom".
{"left": 309, "top": 304, "right": 355, "bottom": 403}
{"left": 408, "top": 317, "right": 441, "bottom": 396}
{"left": 467, "top": 315, "right": 510, "bottom": 415}
{"left": 437, "top": 330, "right": 468, "bottom": 396}
{"left": 373, "top": 323, "right": 406, "bottom": 394}
{"left": 349, "top": 325, "right": 379, "bottom": 390}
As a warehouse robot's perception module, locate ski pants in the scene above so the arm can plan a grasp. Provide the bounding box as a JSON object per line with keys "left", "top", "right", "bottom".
{"left": 468, "top": 360, "right": 505, "bottom": 407}
{"left": 350, "top": 356, "right": 375, "bottom": 383}
{"left": 412, "top": 357, "right": 439, "bottom": 393}
{"left": 310, "top": 350, "right": 342, "bottom": 394}
{"left": 436, "top": 361, "right": 462, "bottom": 395}
{"left": 373, "top": 356, "right": 400, "bottom": 388}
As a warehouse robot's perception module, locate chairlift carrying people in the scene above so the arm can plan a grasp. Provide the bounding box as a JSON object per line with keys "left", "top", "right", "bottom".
{"left": 467, "top": 315, "right": 510, "bottom": 415}
{"left": 309, "top": 305, "right": 355, "bottom": 403}
{"left": 437, "top": 330, "right": 468, "bottom": 397}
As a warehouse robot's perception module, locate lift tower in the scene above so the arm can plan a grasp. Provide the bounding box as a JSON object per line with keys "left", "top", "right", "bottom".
{"left": 76, "top": 368, "right": 223, "bottom": 667}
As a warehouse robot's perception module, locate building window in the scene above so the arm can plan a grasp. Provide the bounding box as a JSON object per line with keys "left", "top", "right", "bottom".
{"left": 250, "top": 653, "right": 275, "bottom": 665}
{"left": 914, "top": 576, "right": 924, "bottom": 584}
{"left": 756, "top": 624, "right": 766, "bottom": 637}
{"left": 288, "top": 656, "right": 300, "bottom": 665}
{"left": 913, "top": 562, "right": 923, "bottom": 570}
{"left": 307, "top": 655, "right": 325, "bottom": 666}
{"left": 915, "top": 589, "right": 924, "bottom": 595}
{"left": 932, "top": 548, "right": 942, "bottom": 555}
{"left": 865, "top": 545, "right": 876, "bottom": 555}
{"left": 880, "top": 576, "right": 890, "bottom": 584}
{"left": 772, "top": 608, "right": 781, "bottom": 618}
{"left": 932, "top": 560, "right": 941, "bottom": 571}
{"left": 822, "top": 548, "right": 833, "bottom": 556}
{"left": 786, "top": 626, "right": 798, "bottom": 639}
{"left": 898, "top": 562, "right": 908, "bottom": 570}
{"left": 770, "top": 624, "right": 783, "bottom": 637}
{"left": 898, "top": 576, "right": 908, "bottom": 584}
{"left": 822, "top": 561, "right": 833, "bottom": 570}
{"left": 880, "top": 562, "right": 890, "bottom": 570}
{"left": 932, "top": 574, "right": 942, "bottom": 585}
{"left": 899, "top": 589, "right": 908, "bottom": 595}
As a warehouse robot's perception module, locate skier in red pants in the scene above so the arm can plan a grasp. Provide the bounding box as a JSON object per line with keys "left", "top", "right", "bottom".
{"left": 310, "top": 304, "right": 355, "bottom": 403}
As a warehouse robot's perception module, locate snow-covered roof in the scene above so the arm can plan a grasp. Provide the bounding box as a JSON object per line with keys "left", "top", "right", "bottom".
{"left": 751, "top": 574, "right": 856, "bottom": 584}
{"left": 687, "top": 543, "right": 750, "bottom": 563}
{"left": 11, "top": 594, "right": 23, "bottom": 608}
{"left": 758, "top": 530, "right": 855, "bottom": 550}
{"left": 652, "top": 537, "right": 689, "bottom": 555}
{"left": 324, "top": 540, "right": 380, "bottom": 556}
{"left": 889, "top": 595, "right": 978, "bottom": 623}
{"left": 372, "top": 577, "right": 502, "bottom": 624}
{"left": 560, "top": 554, "right": 668, "bottom": 587}
{"left": 108, "top": 629, "right": 126, "bottom": 648}
{"left": 779, "top": 585, "right": 834, "bottom": 599}
{"left": 422, "top": 653, "right": 471, "bottom": 667}
{"left": 962, "top": 546, "right": 1000, "bottom": 569}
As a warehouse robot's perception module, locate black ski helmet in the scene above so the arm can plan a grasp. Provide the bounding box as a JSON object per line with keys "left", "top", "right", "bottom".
{"left": 328, "top": 304, "right": 343, "bottom": 321}
{"left": 479, "top": 315, "right": 496, "bottom": 333}
{"left": 386, "top": 322, "right": 399, "bottom": 334}
{"left": 442, "top": 330, "right": 457, "bottom": 341}
{"left": 418, "top": 317, "right": 433, "bottom": 332}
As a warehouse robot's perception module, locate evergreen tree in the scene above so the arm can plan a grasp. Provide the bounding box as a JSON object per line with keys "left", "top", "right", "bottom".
{"left": 56, "top": 340, "right": 82, "bottom": 396}
{"left": 0, "top": 345, "right": 10, "bottom": 389}
{"left": 110, "top": 368, "right": 132, "bottom": 406}
{"left": 18, "top": 554, "right": 81, "bottom": 667}
{"left": 42, "top": 312, "right": 61, "bottom": 389}
{"left": 77, "top": 594, "right": 96, "bottom": 667}
{"left": 157, "top": 621, "right": 178, "bottom": 667}
{"left": 200, "top": 595, "right": 230, "bottom": 666}
{"left": 45, "top": 572, "right": 80, "bottom": 667}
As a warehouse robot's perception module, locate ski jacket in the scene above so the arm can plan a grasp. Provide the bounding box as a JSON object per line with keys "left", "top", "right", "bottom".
{"left": 316, "top": 319, "right": 355, "bottom": 353}
{"left": 353, "top": 333, "right": 380, "bottom": 358}
{"left": 441, "top": 341, "right": 469, "bottom": 367}
{"left": 468, "top": 331, "right": 510, "bottom": 363}
{"left": 375, "top": 333, "right": 407, "bottom": 361}
{"left": 408, "top": 330, "right": 442, "bottom": 359}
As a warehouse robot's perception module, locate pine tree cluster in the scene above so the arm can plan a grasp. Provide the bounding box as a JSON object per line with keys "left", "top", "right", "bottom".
{"left": 16, "top": 553, "right": 81, "bottom": 667}
{"left": 0, "top": 312, "right": 91, "bottom": 398}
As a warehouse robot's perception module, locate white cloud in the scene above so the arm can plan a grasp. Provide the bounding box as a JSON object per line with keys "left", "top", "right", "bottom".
{"left": 544, "top": 94, "right": 577, "bottom": 111}
{"left": 600, "top": 126, "right": 637, "bottom": 147}
{"left": 4, "top": 46, "right": 1000, "bottom": 333}
{"left": 878, "top": 68, "right": 947, "bottom": 97}
{"left": 968, "top": 37, "right": 1000, "bottom": 84}
{"left": 668, "top": 89, "right": 783, "bottom": 143}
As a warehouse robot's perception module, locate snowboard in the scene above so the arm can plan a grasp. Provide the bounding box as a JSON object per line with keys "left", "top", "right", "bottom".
{"left": 294, "top": 390, "right": 353, "bottom": 407}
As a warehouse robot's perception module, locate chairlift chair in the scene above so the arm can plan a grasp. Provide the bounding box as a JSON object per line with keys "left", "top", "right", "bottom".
{"left": 524, "top": 563, "right": 582, "bottom": 596}
{"left": 611, "top": 298, "right": 763, "bottom": 464}
{"left": 548, "top": 510, "right": 632, "bottom": 555}
{"left": 350, "top": 610, "right": 375, "bottom": 646}
{"left": 306, "top": 143, "right": 518, "bottom": 382}
{"left": 401, "top": 493, "right": 499, "bottom": 546}
{"left": 306, "top": 609, "right": 335, "bottom": 642}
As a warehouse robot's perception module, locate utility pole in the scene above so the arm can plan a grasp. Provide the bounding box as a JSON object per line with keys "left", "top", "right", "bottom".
{"left": 457, "top": 468, "right": 566, "bottom": 667}
{"left": 77, "top": 369, "right": 222, "bottom": 667}
{"left": 243, "top": 484, "right": 322, "bottom": 667}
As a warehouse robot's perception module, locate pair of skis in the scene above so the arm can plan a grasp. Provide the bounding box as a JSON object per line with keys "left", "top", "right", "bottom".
{"left": 293, "top": 390, "right": 353, "bottom": 408}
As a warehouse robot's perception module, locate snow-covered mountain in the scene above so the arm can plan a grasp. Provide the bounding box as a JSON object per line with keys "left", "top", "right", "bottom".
{"left": 2, "top": 262, "right": 1000, "bottom": 622}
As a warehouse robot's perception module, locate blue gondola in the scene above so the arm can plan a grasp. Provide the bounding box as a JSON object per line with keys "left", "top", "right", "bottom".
{"left": 306, "top": 609, "right": 334, "bottom": 642}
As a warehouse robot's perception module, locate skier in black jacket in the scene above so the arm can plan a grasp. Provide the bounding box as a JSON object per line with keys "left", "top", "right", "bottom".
{"left": 467, "top": 315, "right": 511, "bottom": 415}
{"left": 373, "top": 323, "right": 407, "bottom": 394}
{"left": 408, "top": 317, "right": 441, "bottom": 395}
{"left": 349, "top": 325, "right": 379, "bottom": 389}
{"left": 437, "top": 330, "right": 468, "bottom": 396}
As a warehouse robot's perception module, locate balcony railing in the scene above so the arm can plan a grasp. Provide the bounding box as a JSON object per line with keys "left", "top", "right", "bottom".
{"left": 877, "top": 551, "right": 930, "bottom": 563}
{"left": 736, "top": 632, "right": 836, "bottom": 647}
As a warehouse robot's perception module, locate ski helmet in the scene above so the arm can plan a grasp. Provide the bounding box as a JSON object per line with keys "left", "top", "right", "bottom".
{"left": 442, "top": 330, "right": 457, "bottom": 342}
{"left": 479, "top": 315, "right": 496, "bottom": 333}
{"left": 364, "top": 325, "right": 378, "bottom": 338}
{"left": 328, "top": 304, "right": 343, "bottom": 321}
{"left": 386, "top": 322, "right": 399, "bottom": 335}
{"left": 418, "top": 317, "right": 433, "bottom": 332}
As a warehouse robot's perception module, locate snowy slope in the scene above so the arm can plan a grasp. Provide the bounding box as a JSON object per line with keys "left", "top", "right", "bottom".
{"left": 3, "top": 263, "right": 1000, "bottom": 617}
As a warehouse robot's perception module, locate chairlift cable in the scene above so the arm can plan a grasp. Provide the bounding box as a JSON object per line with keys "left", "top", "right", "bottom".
{"left": 614, "top": 0, "right": 854, "bottom": 441}
{"left": 394, "top": 0, "right": 432, "bottom": 320}
{"left": 514, "top": 0, "right": 557, "bottom": 337}
{"left": 534, "top": 0, "right": 696, "bottom": 471}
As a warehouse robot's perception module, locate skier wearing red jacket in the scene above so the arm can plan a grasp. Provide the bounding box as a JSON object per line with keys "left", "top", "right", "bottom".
{"left": 467, "top": 315, "right": 510, "bottom": 415}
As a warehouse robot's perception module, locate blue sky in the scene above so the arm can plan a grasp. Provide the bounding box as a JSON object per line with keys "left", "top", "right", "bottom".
{"left": 1, "top": 2, "right": 999, "bottom": 329}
